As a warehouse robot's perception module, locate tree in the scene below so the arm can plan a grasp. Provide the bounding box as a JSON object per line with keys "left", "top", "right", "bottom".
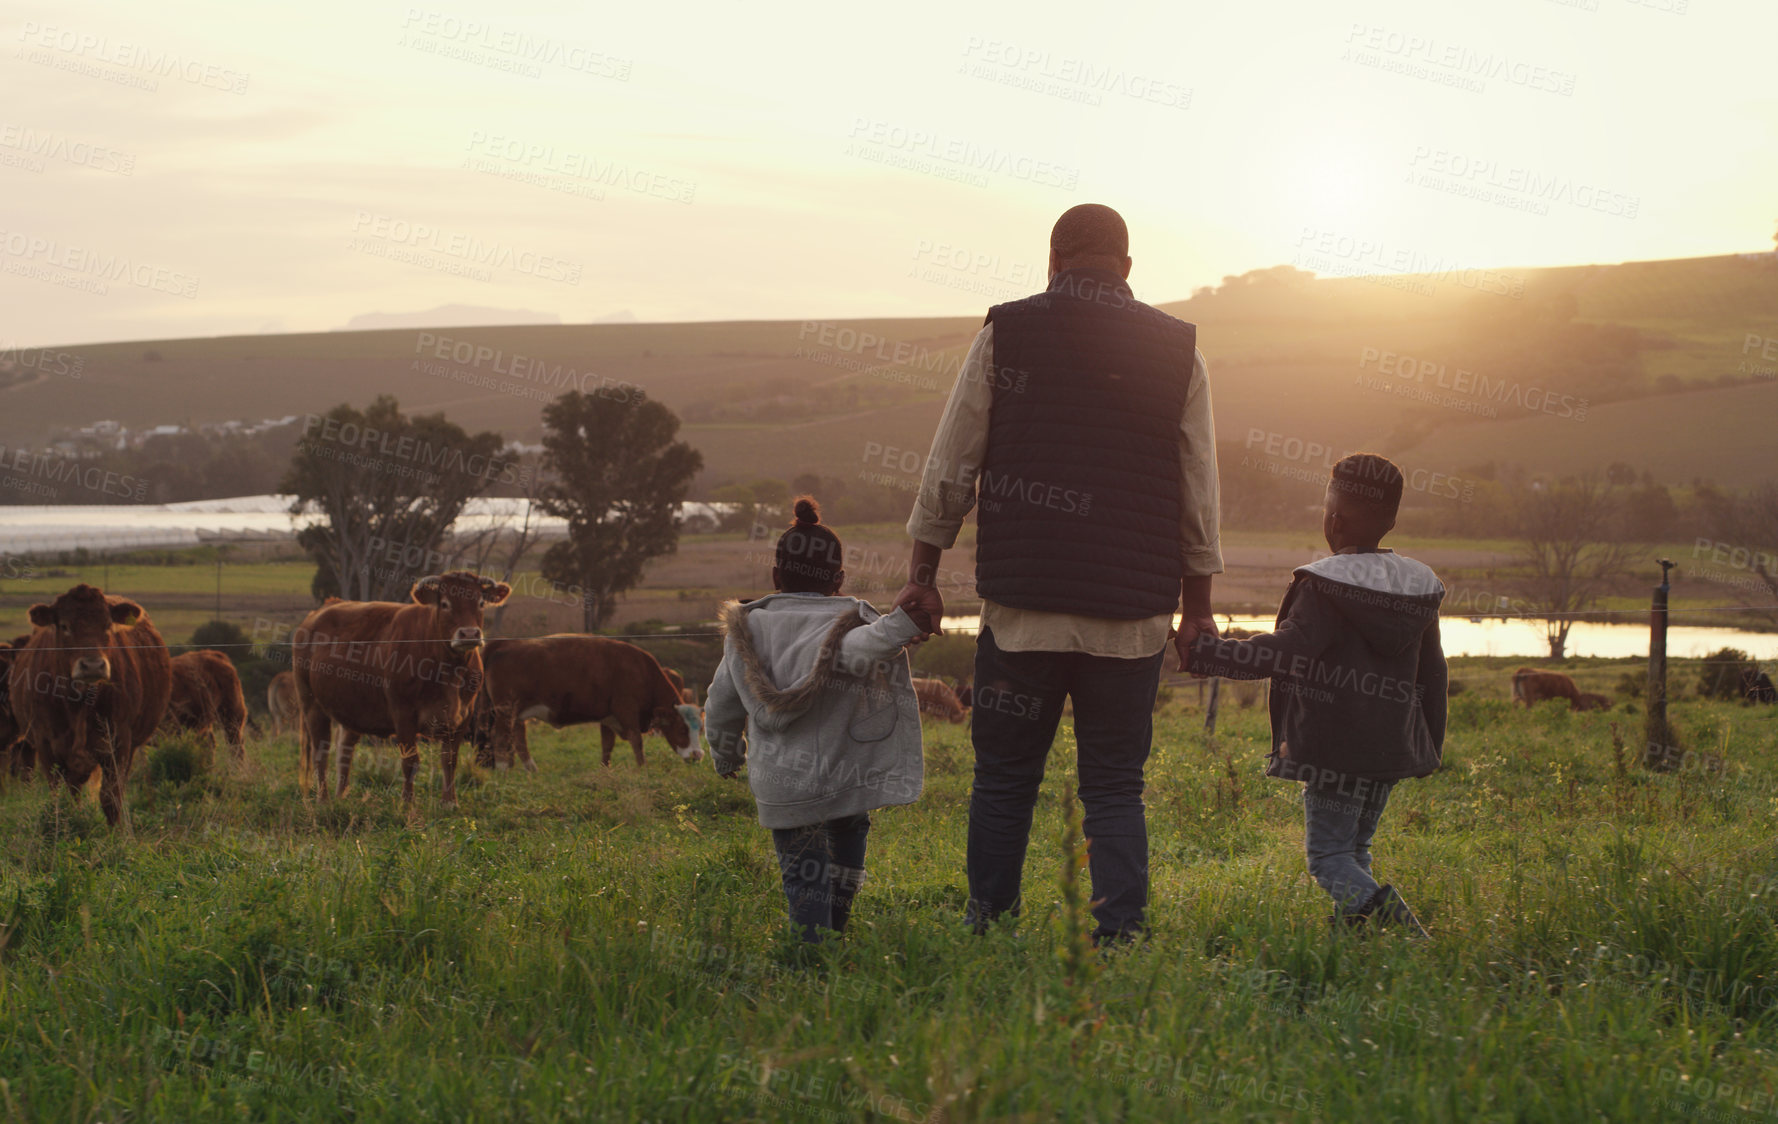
{"left": 1514, "top": 477, "right": 1633, "bottom": 659}
{"left": 536, "top": 391, "right": 702, "bottom": 632}
{"left": 1720, "top": 481, "right": 1778, "bottom": 616}
{"left": 281, "top": 396, "right": 513, "bottom": 602}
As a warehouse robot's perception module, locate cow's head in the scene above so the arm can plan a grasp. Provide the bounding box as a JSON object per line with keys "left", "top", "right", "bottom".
{"left": 411, "top": 572, "right": 511, "bottom": 655}
{"left": 27, "top": 584, "right": 144, "bottom": 684}
{"left": 646, "top": 702, "right": 703, "bottom": 763}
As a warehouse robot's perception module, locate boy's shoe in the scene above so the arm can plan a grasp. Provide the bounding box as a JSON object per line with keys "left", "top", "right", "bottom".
{"left": 1363, "top": 884, "right": 1430, "bottom": 939}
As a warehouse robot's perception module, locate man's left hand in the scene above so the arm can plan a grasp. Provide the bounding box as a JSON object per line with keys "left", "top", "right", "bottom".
{"left": 1173, "top": 615, "right": 1219, "bottom": 675}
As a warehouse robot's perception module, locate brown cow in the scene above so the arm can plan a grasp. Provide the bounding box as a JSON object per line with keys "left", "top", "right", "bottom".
{"left": 662, "top": 667, "right": 697, "bottom": 705}
{"left": 479, "top": 635, "right": 699, "bottom": 771}
{"left": 912, "top": 677, "right": 966, "bottom": 724}
{"left": 293, "top": 572, "right": 509, "bottom": 808}
{"left": 1512, "top": 668, "right": 1590, "bottom": 711}
{"left": 267, "top": 670, "right": 300, "bottom": 736}
{"left": 0, "top": 635, "right": 37, "bottom": 781}
{"left": 0, "top": 641, "right": 27, "bottom": 781}
{"left": 164, "top": 650, "right": 248, "bottom": 757}
{"left": 954, "top": 680, "right": 973, "bottom": 711}
{"left": 1575, "top": 692, "right": 1613, "bottom": 712}
{"left": 8, "top": 585, "right": 172, "bottom": 825}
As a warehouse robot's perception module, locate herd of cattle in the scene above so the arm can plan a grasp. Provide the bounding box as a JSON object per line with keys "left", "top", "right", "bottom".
{"left": 1, "top": 574, "right": 1770, "bottom": 827}
{"left": 0, "top": 573, "right": 704, "bottom": 824}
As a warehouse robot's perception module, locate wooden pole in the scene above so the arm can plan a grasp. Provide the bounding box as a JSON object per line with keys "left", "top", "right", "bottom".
{"left": 1203, "top": 678, "right": 1221, "bottom": 736}
{"left": 1643, "top": 558, "right": 1674, "bottom": 770}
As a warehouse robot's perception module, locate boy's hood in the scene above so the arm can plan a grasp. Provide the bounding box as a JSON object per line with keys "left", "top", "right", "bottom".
{"left": 1294, "top": 551, "right": 1445, "bottom": 657}
{"left": 717, "top": 593, "right": 873, "bottom": 731}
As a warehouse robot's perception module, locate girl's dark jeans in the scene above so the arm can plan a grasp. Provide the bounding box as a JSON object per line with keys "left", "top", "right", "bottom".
{"left": 771, "top": 812, "right": 871, "bottom": 942}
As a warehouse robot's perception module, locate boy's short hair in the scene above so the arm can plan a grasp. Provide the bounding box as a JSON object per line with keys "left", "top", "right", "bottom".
{"left": 1330, "top": 453, "right": 1404, "bottom": 519}
{"left": 775, "top": 495, "right": 843, "bottom": 592}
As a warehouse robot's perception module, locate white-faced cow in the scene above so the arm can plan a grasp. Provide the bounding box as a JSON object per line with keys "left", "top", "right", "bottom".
{"left": 292, "top": 572, "right": 509, "bottom": 808}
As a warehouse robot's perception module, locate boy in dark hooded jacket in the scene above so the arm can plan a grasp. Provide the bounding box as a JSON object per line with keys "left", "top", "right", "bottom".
{"left": 1190, "top": 453, "right": 1445, "bottom": 933}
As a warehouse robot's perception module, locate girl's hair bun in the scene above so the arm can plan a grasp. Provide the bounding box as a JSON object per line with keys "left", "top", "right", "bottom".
{"left": 792, "top": 496, "right": 821, "bottom": 525}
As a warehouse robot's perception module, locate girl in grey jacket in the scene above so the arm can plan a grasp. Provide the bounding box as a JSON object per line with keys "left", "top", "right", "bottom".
{"left": 705, "top": 498, "right": 931, "bottom": 941}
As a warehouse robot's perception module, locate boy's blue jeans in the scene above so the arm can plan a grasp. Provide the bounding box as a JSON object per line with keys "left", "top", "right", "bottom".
{"left": 965, "top": 627, "right": 1164, "bottom": 941}
{"left": 771, "top": 813, "right": 870, "bottom": 942}
{"left": 1302, "top": 776, "right": 1395, "bottom": 913}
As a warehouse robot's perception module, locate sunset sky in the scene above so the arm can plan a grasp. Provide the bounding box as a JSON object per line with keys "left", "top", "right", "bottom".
{"left": 3, "top": 0, "right": 1774, "bottom": 347}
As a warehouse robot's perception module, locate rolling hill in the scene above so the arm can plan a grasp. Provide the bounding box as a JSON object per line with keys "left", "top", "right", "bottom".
{"left": 3, "top": 252, "right": 1773, "bottom": 493}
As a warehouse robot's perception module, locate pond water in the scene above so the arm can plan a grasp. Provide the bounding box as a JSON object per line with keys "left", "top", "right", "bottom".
{"left": 939, "top": 615, "right": 1778, "bottom": 661}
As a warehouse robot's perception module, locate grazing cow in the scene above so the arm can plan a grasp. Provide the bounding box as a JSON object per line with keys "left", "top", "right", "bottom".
{"left": 912, "top": 677, "right": 967, "bottom": 724}
{"left": 8, "top": 585, "right": 172, "bottom": 825}
{"left": 1740, "top": 668, "right": 1777, "bottom": 704}
{"left": 1575, "top": 692, "right": 1613, "bottom": 712}
{"left": 1512, "top": 668, "right": 1586, "bottom": 710}
{"left": 478, "top": 635, "right": 700, "bottom": 771}
{"left": 266, "top": 670, "right": 300, "bottom": 735}
{"left": 662, "top": 667, "right": 697, "bottom": 705}
{"left": 293, "top": 572, "right": 509, "bottom": 808}
{"left": 953, "top": 680, "right": 973, "bottom": 710}
{"left": 164, "top": 650, "right": 249, "bottom": 757}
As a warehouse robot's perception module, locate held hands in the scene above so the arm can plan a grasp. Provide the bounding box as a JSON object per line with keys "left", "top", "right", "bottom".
{"left": 1172, "top": 614, "right": 1220, "bottom": 677}
{"left": 893, "top": 582, "right": 944, "bottom": 638}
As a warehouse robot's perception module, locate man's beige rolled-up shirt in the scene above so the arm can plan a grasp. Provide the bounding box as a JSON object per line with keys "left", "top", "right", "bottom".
{"left": 906, "top": 322, "right": 1223, "bottom": 659}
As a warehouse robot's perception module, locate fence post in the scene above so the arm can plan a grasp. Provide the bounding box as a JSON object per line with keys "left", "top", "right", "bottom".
{"left": 1643, "top": 558, "right": 1674, "bottom": 770}
{"left": 1203, "top": 678, "right": 1221, "bottom": 736}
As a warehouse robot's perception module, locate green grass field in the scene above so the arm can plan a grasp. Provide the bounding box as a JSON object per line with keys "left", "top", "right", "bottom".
{"left": 3, "top": 662, "right": 1776, "bottom": 1122}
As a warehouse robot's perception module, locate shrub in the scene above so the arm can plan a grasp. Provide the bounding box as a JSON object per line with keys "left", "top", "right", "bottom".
{"left": 147, "top": 735, "right": 209, "bottom": 786}
{"left": 909, "top": 633, "right": 976, "bottom": 683}
{"left": 1696, "top": 648, "right": 1758, "bottom": 701}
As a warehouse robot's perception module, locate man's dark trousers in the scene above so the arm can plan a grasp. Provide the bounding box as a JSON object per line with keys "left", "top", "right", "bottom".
{"left": 966, "top": 626, "right": 1165, "bottom": 941}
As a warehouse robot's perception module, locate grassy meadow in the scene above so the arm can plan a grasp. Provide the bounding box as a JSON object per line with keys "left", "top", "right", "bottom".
{"left": 3, "top": 659, "right": 1777, "bottom": 1122}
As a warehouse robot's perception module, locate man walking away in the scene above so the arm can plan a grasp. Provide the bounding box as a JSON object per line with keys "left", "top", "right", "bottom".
{"left": 895, "top": 204, "right": 1222, "bottom": 944}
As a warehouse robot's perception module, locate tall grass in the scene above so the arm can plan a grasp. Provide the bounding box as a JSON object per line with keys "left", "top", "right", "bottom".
{"left": 1, "top": 678, "right": 1776, "bottom": 1121}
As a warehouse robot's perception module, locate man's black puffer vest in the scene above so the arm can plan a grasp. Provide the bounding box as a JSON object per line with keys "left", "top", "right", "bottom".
{"left": 975, "top": 268, "right": 1196, "bottom": 620}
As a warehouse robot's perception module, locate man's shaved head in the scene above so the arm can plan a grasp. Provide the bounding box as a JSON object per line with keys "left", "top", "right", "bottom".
{"left": 1049, "top": 203, "right": 1131, "bottom": 276}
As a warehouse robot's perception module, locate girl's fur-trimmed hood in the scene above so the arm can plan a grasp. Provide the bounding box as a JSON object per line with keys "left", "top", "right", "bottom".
{"left": 717, "top": 594, "right": 872, "bottom": 727}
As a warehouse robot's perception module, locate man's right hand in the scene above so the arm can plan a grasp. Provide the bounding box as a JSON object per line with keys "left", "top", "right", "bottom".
{"left": 894, "top": 583, "right": 945, "bottom": 636}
